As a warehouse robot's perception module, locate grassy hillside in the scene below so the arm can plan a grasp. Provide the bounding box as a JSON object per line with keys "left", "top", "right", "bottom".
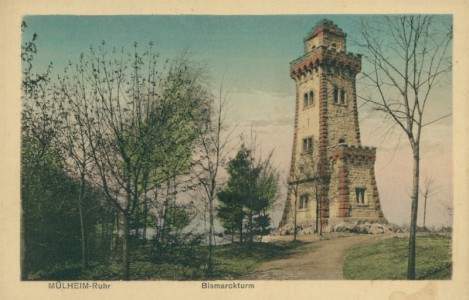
{"left": 343, "top": 235, "right": 452, "bottom": 280}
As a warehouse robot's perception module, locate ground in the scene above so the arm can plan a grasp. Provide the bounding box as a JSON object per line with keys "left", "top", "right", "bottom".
{"left": 242, "top": 232, "right": 406, "bottom": 280}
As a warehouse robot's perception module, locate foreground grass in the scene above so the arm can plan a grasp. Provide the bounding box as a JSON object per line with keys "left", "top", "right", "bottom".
{"left": 208, "top": 241, "right": 302, "bottom": 279}
{"left": 29, "top": 241, "right": 303, "bottom": 280}
{"left": 343, "top": 235, "right": 451, "bottom": 280}
{"left": 127, "top": 241, "right": 302, "bottom": 280}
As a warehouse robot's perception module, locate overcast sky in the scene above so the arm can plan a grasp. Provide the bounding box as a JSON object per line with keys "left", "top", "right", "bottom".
{"left": 23, "top": 15, "right": 453, "bottom": 227}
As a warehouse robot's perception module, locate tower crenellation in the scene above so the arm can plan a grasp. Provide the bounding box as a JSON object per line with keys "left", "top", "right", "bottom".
{"left": 303, "top": 19, "right": 347, "bottom": 53}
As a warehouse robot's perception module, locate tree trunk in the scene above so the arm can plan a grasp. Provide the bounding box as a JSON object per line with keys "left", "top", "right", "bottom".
{"left": 407, "top": 149, "right": 420, "bottom": 280}
{"left": 142, "top": 193, "right": 148, "bottom": 242}
{"left": 135, "top": 206, "right": 140, "bottom": 240}
{"left": 248, "top": 210, "right": 253, "bottom": 243}
{"left": 112, "top": 209, "right": 119, "bottom": 253}
{"left": 213, "top": 223, "right": 217, "bottom": 246}
{"left": 315, "top": 194, "right": 319, "bottom": 234}
{"left": 21, "top": 208, "right": 28, "bottom": 280}
{"left": 21, "top": 173, "right": 33, "bottom": 280}
{"left": 207, "top": 196, "right": 214, "bottom": 273}
{"left": 239, "top": 222, "right": 243, "bottom": 243}
{"left": 423, "top": 194, "right": 427, "bottom": 230}
{"left": 101, "top": 217, "right": 105, "bottom": 261}
{"left": 319, "top": 194, "right": 322, "bottom": 236}
{"left": 122, "top": 213, "right": 131, "bottom": 280}
{"left": 293, "top": 194, "right": 298, "bottom": 241}
{"left": 78, "top": 199, "right": 88, "bottom": 271}
{"left": 21, "top": 186, "right": 28, "bottom": 280}
{"left": 78, "top": 175, "right": 88, "bottom": 271}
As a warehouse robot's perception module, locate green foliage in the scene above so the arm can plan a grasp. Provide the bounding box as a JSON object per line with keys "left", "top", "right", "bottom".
{"left": 254, "top": 215, "right": 271, "bottom": 236}
{"left": 217, "top": 190, "right": 245, "bottom": 238}
{"left": 28, "top": 240, "right": 303, "bottom": 280}
{"left": 28, "top": 261, "right": 84, "bottom": 280}
{"left": 217, "top": 145, "right": 279, "bottom": 242}
{"left": 343, "top": 235, "right": 452, "bottom": 280}
{"left": 166, "top": 206, "right": 192, "bottom": 233}
{"left": 53, "top": 42, "right": 212, "bottom": 279}
{"left": 21, "top": 146, "right": 112, "bottom": 277}
{"left": 217, "top": 146, "right": 256, "bottom": 239}
{"left": 21, "top": 25, "right": 216, "bottom": 280}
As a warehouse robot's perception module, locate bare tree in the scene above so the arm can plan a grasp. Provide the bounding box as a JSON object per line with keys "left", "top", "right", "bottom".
{"left": 243, "top": 132, "right": 281, "bottom": 243}
{"left": 419, "top": 177, "right": 439, "bottom": 230}
{"left": 62, "top": 44, "right": 151, "bottom": 280}
{"left": 21, "top": 22, "right": 61, "bottom": 279}
{"left": 287, "top": 163, "right": 305, "bottom": 241}
{"left": 193, "top": 83, "right": 234, "bottom": 274}
{"left": 256, "top": 151, "right": 281, "bottom": 241}
{"left": 58, "top": 42, "right": 210, "bottom": 279}
{"left": 357, "top": 15, "right": 452, "bottom": 279}
{"left": 287, "top": 152, "right": 325, "bottom": 240}
{"left": 57, "top": 54, "right": 96, "bottom": 271}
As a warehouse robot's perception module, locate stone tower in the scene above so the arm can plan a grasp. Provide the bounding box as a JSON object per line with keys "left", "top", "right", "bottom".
{"left": 279, "top": 19, "right": 387, "bottom": 232}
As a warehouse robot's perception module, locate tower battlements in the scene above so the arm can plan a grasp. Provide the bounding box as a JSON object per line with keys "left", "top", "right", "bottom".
{"left": 304, "top": 19, "right": 346, "bottom": 41}
{"left": 290, "top": 48, "right": 362, "bottom": 80}
{"left": 304, "top": 19, "right": 347, "bottom": 53}
{"left": 291, "top": 19, "right": 362, "bottom": 80}
{"left": 329, "top": 144, "right": 377, "bottom": 163}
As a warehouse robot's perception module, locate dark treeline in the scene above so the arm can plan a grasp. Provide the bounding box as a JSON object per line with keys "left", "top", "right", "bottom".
{"left": 21, "top": 22, "right": 280, "bottom": 280}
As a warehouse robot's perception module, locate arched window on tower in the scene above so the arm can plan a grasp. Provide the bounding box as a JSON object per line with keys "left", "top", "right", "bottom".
{"left": 299, "top": 195, "right": 309, "bottom": 209}
{"left": 302, "top": 137, "right": 313, "bottom": 153}
{"left": 304, "top": 91, "right": 314, "bottom": 108}
{"left": 333, "top": 87, "right": 339, "bottom": 104}
{"left": 309, "top": 91, "right": 314, "bottom": 106}
{"left": 356, "top": 188, "right": 366, "bottom": 204}
{"left": 340, "top": 89, "right": 346, "bottom": 104}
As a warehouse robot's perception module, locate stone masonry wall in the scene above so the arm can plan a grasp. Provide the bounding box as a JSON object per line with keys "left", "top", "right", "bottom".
{"left": 325, "top": 69, "right": 360, "bottom": 149}
{"left": 327, "top": 145, "right": 387, "bottom": 227}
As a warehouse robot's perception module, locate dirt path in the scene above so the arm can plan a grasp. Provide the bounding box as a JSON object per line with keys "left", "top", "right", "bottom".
{"left": 242, "top": 233, "right": 400, "bottom": 280}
